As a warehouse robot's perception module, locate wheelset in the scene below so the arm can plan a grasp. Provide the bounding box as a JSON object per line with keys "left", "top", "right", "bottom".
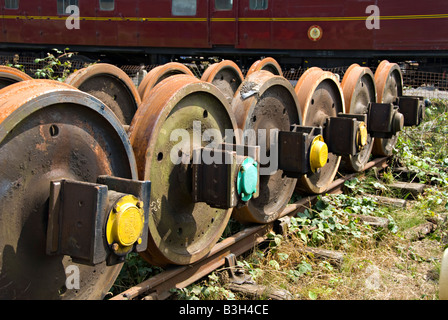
{"left": 294, "top": 67, "right": 345, "bottom": 194}
{"left": 372, "top": 60, "right": 404, "bottom": 156}
{"left": 231, "top": 70, "right": 301, "bottom": 224}
{"left": 201, "top": 60, "right": 244, "bottom": 104}
{"left": 65, "top": 63, "right": 141, "bottom": 126}
{"left": 129, "top": 75, "right": 239, "bottom": 266}
{"left": 0, "top": 65, "right": 32, "bottom": 89}
{"left": 340, "top": 64, "right": 377, "bottom": 172}
{"left": 138, "top": 62, "right": 195, "bottom": 102}
{"left": 246, "top": 57, "right": 283, "bottom": 77}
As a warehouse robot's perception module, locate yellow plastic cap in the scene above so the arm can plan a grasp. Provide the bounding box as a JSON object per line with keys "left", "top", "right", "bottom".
{"left": 357, "top": 122, "right": 368, "bottom": 149}
{"left": 310, "top": 135, "right": 328, "bottom": 173}
{"left": 106, "top": 195, "right": 144, "bottom": 250}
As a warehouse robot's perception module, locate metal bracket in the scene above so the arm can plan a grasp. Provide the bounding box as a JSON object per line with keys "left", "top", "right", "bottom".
{"left": 324, "top": 114, "right": 367, "bottom": 156}
{"left": 225, "top": 253, "right": 254, "bottom": 285}
{"left": 367, "top": 103, "right": 404, "bottom": 138}
{"left": 396, "top": 96, "right": 425, "bottom": 126}
{"left": 192, "top": 144, "right": 260, "bottom": 209}
{"left": 46, "top": 177, "right": 151, "bottom": 266}
{"left": 278, "top": 125, "right": 323, "bottom": 177}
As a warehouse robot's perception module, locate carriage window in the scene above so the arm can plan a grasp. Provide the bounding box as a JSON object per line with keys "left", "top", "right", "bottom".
{"left": 215, "top": 0, "right": 233, "bottom": 10}
{"left": 249, "top": 0, "right": 268, "bottom": 10}
{"left": 57, "top": 0, "right": 79, "bottom": 15}
{"left": 99, "top": 0, "right": 114, "bottom": 11}
{"left": 172, "top": 0, "right": 197, "bottom": 16}
{"left": 4, "top": 0, "right": 19, "bottom": 9}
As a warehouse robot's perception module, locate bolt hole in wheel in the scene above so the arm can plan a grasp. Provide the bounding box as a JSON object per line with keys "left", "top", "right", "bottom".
{"left": 294, "top": 67, "right": 345, "bottom": 194}
{"left": 49, "top": 124, "right": 59, "bottom": 137}
{"left": 129, "top": 75, "right": 238, "bottom": 266}
{"left": 0, "top": 80, "right": 137, "bottom": 299}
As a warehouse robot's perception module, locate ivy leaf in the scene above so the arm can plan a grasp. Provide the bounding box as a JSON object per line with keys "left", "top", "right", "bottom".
{"left": 308, "top": 291, "right": 318, "bottom": 300}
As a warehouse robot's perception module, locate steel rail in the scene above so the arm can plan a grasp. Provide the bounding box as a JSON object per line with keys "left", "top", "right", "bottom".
{"left": 110, "top": 156, "right": 389, "bottom": 300}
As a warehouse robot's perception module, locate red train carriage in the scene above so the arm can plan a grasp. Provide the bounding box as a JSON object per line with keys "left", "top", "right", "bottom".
{"left": 1, "top": 0, "right": 448, "bottom": 69}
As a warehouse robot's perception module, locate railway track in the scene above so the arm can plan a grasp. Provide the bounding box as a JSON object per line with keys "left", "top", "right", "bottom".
{"left": 0, "top": 58, "right": 425, "bottom": 300}
{"left": 111, "top": 156, "right": 389, "bottom": 301}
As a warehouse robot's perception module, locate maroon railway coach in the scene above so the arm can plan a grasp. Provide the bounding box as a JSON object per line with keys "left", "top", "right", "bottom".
{"left": 1, "top": 0, "right": 448, "bottom": 68}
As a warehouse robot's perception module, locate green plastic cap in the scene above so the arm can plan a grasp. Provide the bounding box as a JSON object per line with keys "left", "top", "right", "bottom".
{"left": 237, "top": 157, "right": 258, "bottom": 201}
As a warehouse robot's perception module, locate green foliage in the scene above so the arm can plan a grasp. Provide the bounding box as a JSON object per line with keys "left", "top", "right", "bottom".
{"left": 174, "top": 273, "right": 235, "bottom": 300}
{"left": 288, "top": 191, "right": 395, "bottom": 247}
{"left": 394, "top": 99, "right": 448, "bottom": 186}
{"left": 34, "top": 48, "right": 76, "bottom": 81}
{"left": 6, "top": 63, "right": 25, "bottom": 72}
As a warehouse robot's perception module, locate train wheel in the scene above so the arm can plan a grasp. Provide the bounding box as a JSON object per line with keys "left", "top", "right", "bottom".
{"left": 372, "top": 60, "right": 403, "bottom": 156}
{"left": 0, "top": 80, "right": 138, "bottom": 299}
{"left": 0, "top": 65, "right": 32, "bottom": 89}
{"left": 294, "top": 67, "right": 344, "bottom": 194}
{"left": 138, "top": 62, "right": 194, "bottom": 102}
{"left": 231, "top": 70, "right": 300, "bottom": 224}
{"left": 246, "top": 57, "right": 283, "bottom": 77}
{"left": 340, "top": 64, "right": 376, "bottom": 172}
{"left": 65, "top": 63, "right": 140, "bottom": 126}
{"left": 129, "top": 75, "right": 237, "bottom": 266}
{"left": 201, "top": 60, "right": 244, "bottom": 104}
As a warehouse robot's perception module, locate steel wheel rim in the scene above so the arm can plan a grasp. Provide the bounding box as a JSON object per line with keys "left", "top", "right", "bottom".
{"left": 201, "top": 60, "right": 244, "bottom": 104}
{"left": 0, "top": 65, "right": 32, "bottom": 89}
{"left": 0, "top": 80, "right": 137, "bottom": 300}
{"left": 372, "top": 60, "right": 403, "bottom": 156}
{"left": 340, "top": 64, "right": 376, "bottom": 172}
{"left": 231, "top": 70, "right": 300, "bottom": 224}
{"left": 138, "top": 62, "right": 194, "bottom": 102}
{"left": 65, "top": 63, "right": 141, "bottom": 126}
{"left": 294, "top": 67, "right": 344, "bottom": 194}
{"left": 130, "top": 75, "right": 237, "bottom": 266}
{"left": 246, "top": 58, "right": 283, "bottom": 77}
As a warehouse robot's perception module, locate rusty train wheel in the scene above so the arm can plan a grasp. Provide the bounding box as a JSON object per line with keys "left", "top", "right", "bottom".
{"left": 0, "top": 80, "right": 138, "bottom": 300}
{"left": 340, "top": 64, "right": 376, "bottom": 172}
{"left": 201, "top": 60, "right": 244, "bottom": 104}
{"left": 294, "top": 67, "right": 344, "bottom": 194}
{"left": 0, "top": 65, "right": 32, "bottom": 89}
{"left": 65, "top": 63, "right": 141, "bottom": 126}
{"left": 138, "top": 62, "right": 194, "bottom": 102}
{"left": 246, "top": 57, "right": 283, "bottom": 77}
{"left": 372, "top": 60, "right": 404, "bottom": 156}
{"left": 129, "top": 75, "right": 238, "bottom": 266}
{"left": 231, "top": 70, "right": 300, "bottom": 224}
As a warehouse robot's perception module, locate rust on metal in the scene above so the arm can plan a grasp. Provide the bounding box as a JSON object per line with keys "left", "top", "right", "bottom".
{"left": 201, "top": 60, "right": 244, "bottom": 104}
{"left": 0, "top": 79, "right": 137, "bottom": 300}
{"left": 137, "top": 62, "right": 194, "bottom": 102}
{"left": 246, "top": 57, "right": 283, "bottom": 77}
